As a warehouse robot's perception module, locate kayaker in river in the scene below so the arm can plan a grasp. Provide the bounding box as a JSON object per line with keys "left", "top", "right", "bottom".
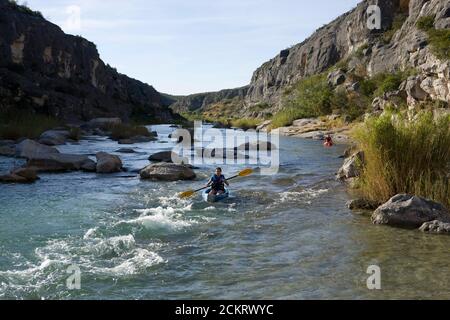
{"left": 323, "top": 135, "right": 334, "bottom": 147}
{"left": 206, "top": 167, "right": 229, "bottom": 196}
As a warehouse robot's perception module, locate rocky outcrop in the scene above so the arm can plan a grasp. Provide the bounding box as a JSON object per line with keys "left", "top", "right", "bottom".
{"left": 140, "top": 163, "right": 196, "bottom": 181}
{"left": 168, "top": 0, "right": 449, "bottom": 118}
{"left": 95, "top": 152, "right": 122, "bottom": 173}
{"left": 0, "top": 0, "right": 175, "bottom": 122}
{"left": 170, "top": 86, "right": 248, "bottom": 114}
{"left": 371, "top": 194, "right": 450, "bottom": 229}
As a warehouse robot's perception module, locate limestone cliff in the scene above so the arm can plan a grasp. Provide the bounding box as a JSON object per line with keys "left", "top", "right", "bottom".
{"left": 173, "top": 0, "right": 449, "bottom": 118}
{"left": 0, "top": 0, "right": 175, "bottom": 122}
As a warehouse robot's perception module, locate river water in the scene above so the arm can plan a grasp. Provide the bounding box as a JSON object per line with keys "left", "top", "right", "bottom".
{"left": 0, "top": 125, "right": 449, "bottom": 299}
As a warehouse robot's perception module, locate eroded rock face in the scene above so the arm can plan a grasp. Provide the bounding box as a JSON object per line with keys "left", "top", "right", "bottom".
{"left": 0, "top": 0, "right": 175, "bottom": 122}
{"left": 169, "top": 0, "right": 449, "bottom": 118}
{"left": 372, "top": 194, "right": 450, "bottom": 229}
{"left": 96, "top": 152, "right": 122, "bottom": 173}
{"left": 140, "top": 163, "right": 196, "bottom": 181}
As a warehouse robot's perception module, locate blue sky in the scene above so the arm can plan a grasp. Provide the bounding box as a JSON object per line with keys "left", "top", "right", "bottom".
{"left": 26, "top": 0, "right": 360, "bottom": 95}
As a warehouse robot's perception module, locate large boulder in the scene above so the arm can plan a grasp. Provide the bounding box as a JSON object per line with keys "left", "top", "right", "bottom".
{"left": 96, "top": 152, "right": 123, "bottom": 173}
{"left": 26, "top": 153, "right": 96, "bottom": 172}
{"left": 38, "top": 130, "right": 70, "bottom": 146}
{"left": 15, "top": 139, "right": 60, "bottom": 159}
{"left": 336, "top": 151, "right": 364, "bottom": 180}
{"left": 371, "top": 194, "right": 450, "bottom": 229}
{"left": 140, "top": 163, "right": 196, "bottom": 181}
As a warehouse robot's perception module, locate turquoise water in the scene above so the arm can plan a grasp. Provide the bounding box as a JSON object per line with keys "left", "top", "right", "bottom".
{"left": 0, "top": 125, "right": 449, "bottom": 299}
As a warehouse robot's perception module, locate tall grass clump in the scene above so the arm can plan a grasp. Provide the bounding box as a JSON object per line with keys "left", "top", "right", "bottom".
{"left": 354, "top": 111, "right": 450, "bottom": 208}
{"left": 0, "top": 112, "right": 60, "bottom": 140}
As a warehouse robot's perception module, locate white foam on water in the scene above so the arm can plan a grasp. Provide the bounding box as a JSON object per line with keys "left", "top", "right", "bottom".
{"left": 126, "top": 212, "right": 193, "bottom": 231}
{"left": 203, "top": 206, "right": 216, "bottom": 211}
{"left": 83, "top": 227, "right": 98, "bottom": 239}
{"left": 279, "top": 188, "right": 328, "bottom": 203}
{"left": 92, "top": 248, "right": 164, "bottom": 276}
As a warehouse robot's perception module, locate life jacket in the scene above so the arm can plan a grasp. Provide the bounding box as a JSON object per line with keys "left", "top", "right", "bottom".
{"left": 211, "top": 174, "right": 225, "bottom": 190}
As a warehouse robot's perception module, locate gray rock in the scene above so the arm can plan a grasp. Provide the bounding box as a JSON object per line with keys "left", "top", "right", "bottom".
{"left": 15, "top": 139, "right": 60, "bottom": 159}
{"left": 256, "top": 120, "right": 272, "bottom": 132}
{"left": 419, "top": 220, "right": 450, "bottom": 235}
{"left": 96, "top": 152, "right": 123, "bottom": 173}
{"left": 26, "top": 153, "right": 96, "bottom": 172}
{"left": 140, "top": 163, "right": 196, "bottom": 181}
{"left": 336, "top": 151, "right": 364, "bottom": 180}
{"left": 39, "top": 130, "right": 70, "bottom": 146}
{"left": 148, "top": 151, "right": 177, "bottom": 163}
{"left": 372, "top": 194, "right": 450, "bottom": 229}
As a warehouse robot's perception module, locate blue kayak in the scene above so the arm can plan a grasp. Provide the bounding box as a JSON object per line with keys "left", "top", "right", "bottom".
{"left": 202, "top": 188, "right": 230, "bottom": 203}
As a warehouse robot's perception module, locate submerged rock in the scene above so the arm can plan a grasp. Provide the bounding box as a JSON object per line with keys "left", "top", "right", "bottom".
{"left": 0, "top": 168, "right": 39, "bottom": 183}
{"left": 15, "top": 139, "right": 60, "bottom": 159}
{"left": 118, "top": 136, "right": 157, "bottom": 144}
{"left": 115, "top": 148, "right": 137, "bottom": 154}
{"left": 26, "top": 153, "right": 96, "bottom": 172}
{"left": 96, "top": 152, "right": 123, "bottom": 173}
{"left": 372, "top": 194, "right": 450, "bottom": 229}
{"left": 419, "top": 220, "right": 450, "bottom": 235}
{"left": 140, "top": 163, "right": 196, "bottom": 181}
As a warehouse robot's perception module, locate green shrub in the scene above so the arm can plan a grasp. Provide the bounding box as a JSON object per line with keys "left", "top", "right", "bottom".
{"left": 0, "top": 112, "right": 60, "bottom": 140}
{"left": 230, "top": 118, "right": 260, "bottom": 130}
{"left": 354, "top": 111, "right": 450, "bottom": 208}
{"left": 417, "top": 15, "right": 450, "bottom": 60}
{"left": 417, "top": 15, "right": 435, "bottom": 31}
{"left": 67, "top": 127, "right": 82, "bottom": 141}
{"left": 360, "top": 69, "right": 416, "bottom": 98}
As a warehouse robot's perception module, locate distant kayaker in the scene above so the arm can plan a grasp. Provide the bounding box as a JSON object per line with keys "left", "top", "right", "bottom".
{"left": 324, "top": 135, "right": 333, "bottom": 147}
{"left": 206, "top": 167, "right": 229, "bottom": 195}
